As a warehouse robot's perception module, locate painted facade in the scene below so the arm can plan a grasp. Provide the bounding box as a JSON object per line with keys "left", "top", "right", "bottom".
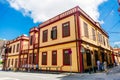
{"left": 112, "top": 48, "right": 120, "bottom": 65}
{"left": 3, "top": 6, "right": 114, "bottom": 72}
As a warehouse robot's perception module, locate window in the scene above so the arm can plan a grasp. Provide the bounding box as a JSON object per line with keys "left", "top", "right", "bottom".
{"left": 16, "top": 43, "right": 19, "bottom": 52}
{"left": 94, "top": 50, "right": 98, "bottom": 65}
{"left": 29, "top": 54, "right": 33, "bottom": 64}
{"left": 42, "top": 52, "right": 47, "bottom": 65}
{"left": 51, "top": 27, "right": 57, "bottom": 40}
{"left": 15, "top": 58, "right": 18, "bottom": 68}
{"left": 30, "top": 36, "right": 33, "bottom": 45}
{"left": 9, "top": 46, "right": 12, "bottom": 53}
{"left": 92, "top": 28, "right": 96, "bottom": 41}
{"left": 13, "top": 45, "right": 15, "bottom": 53}
{"left": 8, "top": 59, "right": 10, "bottom": 67}
{"left": 33, "top": 54, "right": 37, "bottom": 64}
{"left": 84, "top": 22, "right": 89, "bottom": 38}
{"left": 86, "top": 50, "right": 91, "bottom": 66}
{"left": 42, "top": 30, "right": 48, "bottom": 42}
{"left": 11, "top": 59, "right": 14, "bottom": 65}
{"left": 62, "top": 22, "right": 70, "bottom": 37}
{"left": 63, "top": 49, "right": 71, "bottom": 65}
{"left": 103, "top": 36, "right": 106, "bottom": 46}
{"left": 52, "top": 51, "right": 57, "bottom": 65}
{"left": 106, "top": 39, "right": 109, "bottom": 47}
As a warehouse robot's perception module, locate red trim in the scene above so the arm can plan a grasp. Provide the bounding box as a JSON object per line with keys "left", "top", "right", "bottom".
{"left": 38, "top": 7, "right": 77, "bottom": 28}
{"left": 38, "top": 6, "right": 108, "bottom": 37}
{"left": 62, "top": 21, "right": 70, "bottom": 38}
{"left": 29, "top": 27, "right": 38, "bottom": 33}
{"left": 76, "top": 12, "right": 83, "bottom": 73}
{"left": 37, "top": 29, "right": 40, "bottom": 65}
{"left": 40, "top": 40, "right": 77, "bottom": 48}
{"left": 52, "top": 50, "right": 57, "bottom": 65}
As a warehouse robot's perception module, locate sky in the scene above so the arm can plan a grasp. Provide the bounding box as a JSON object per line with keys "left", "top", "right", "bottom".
{"left": 0, "top": 0, "right": 120, "bottom": 47}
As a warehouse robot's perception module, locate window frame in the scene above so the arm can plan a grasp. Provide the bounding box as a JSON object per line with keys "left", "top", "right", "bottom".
{"left": 16, "top": 43, "right": 19, "bottom": 52}
{"left": 83, "top": 22, "right": 89, "bottom": 38}
{"left": 62, "top": 22, "right": 70, "bottom": 38}
{"left": 92, "top": 28, "right": 96, "bottom": 41}
{"left": 51, "top": 26, "right": 57, "bottom": 40}
{"left": 42, "top": 30, "right": 48, "bottom": 42}
{"left": 52, "top": 50, "right": 57, "bottom": 65}
{"left": 42, "top": 52, "right": 47, "bottom": 65}
{"left": 30, "top": 35, "right": 33, "bottom": 45}
{"left": 63, "top": 49, "right": 71, "bottom": 66}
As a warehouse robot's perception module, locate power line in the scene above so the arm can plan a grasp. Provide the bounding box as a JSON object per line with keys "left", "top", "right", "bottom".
{"left": 102, "top": 3, "right": 116, "bottom": 21}
{"left": 107, "top": 20, "right": 120, "bottom": 32}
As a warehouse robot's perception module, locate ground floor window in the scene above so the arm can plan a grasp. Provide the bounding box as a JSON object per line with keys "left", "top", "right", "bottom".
{"left": 33, "top": 54, "right": 37, "bottom": 64}
{"left": 15, "top": 58, "right": 18, "bottom": 68}
{"left": 94, "top": 50, "right": 98, "bottom": 65}
{"left": 86, "top": 49, "right": 92, "bottom": 66}
{"left": 101, "top": 52, "right": 105, "bottom": 62}
{"left": 52, "top": 50, "right": 57, "bottom": 65}
{"left": 29, "top": 54, "right": 33, "bottom": 64}
{"left": 8, "top": 59, "right": 10, "bottom": 67}
{"left": 11, "top": 59, "right": 14, "bottom": 66}
{"left": 42, "top": 52, "right": 47, "bottom": 65}
{"left": 63, "top": 49, "right": 71, "bottom": 65}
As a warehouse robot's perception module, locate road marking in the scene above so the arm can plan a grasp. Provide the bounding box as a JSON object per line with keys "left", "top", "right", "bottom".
{"left": 0, "top": 77, "right": 20, "bottom": 80}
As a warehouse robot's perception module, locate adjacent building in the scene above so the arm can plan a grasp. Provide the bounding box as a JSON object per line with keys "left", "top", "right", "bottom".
{"left": 3, "top": 6, "right": 114, "bottom": 72}
{"left": 112, "top": 48, "right": 120, "bottom": 65}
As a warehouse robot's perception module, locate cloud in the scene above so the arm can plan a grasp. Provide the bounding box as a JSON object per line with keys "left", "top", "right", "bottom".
{"left": 7, "top": 0, "right": 107, "bottom": 23}
{"left": 114, "top": 41, "right": 120, "bottom": 45}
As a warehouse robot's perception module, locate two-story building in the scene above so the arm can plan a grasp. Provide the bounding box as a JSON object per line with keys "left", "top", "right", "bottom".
{"left": 3, "top": 6, "right": 113, "bottom": 72}
{"left": 4, "top": 35, "right": 29, "bottom": 70}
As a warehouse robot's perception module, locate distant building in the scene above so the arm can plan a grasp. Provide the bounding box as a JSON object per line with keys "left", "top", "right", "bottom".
{"left": 112, "top": 48, "right": 120, "bottom": 65}
{"left": 3, "top": 6, "right": 114, "bottom": 72}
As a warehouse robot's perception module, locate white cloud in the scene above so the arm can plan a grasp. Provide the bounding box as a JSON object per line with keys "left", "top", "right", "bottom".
{"left": 7, "top": 0, "right": 107, "bottom": 23}
{"left": 114, "top": 41, "right": 120, "bottom": 45}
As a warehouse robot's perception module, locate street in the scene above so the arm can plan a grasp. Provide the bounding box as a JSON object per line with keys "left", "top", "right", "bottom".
{"left": 0, "top": 66, "right": 120, "bottom": 80}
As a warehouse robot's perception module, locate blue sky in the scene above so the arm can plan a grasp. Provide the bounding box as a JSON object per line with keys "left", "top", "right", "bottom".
{"left": 0, "top": 0, "right": 120, "bottom": 47}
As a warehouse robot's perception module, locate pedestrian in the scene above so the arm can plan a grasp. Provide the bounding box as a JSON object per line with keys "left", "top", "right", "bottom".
{"left": 103, "top": 60, "right": 107, "bottom": 72}
{"left": 97, "top": 59, "right": 100, "bottom": 71}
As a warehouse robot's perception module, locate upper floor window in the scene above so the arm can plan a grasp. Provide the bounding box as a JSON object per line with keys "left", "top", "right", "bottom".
{"left": 83, "top": 22, "right": 89, "bottom": 38}
{"left": 62, "top": 22, "right": 70, "bottom": 37}
{"left": 30, "top": 35, "right": 33, "bottom": 45}
{"left": 13, "top": 45, "right": 15, "bottom": 53}
{"left": 103, "top": 36, "right": 106, "bottom": 46}
{"left": 42, "top": 30, "right": 48, "bottom": 42}
{"left": 51, "top": 26, "right": 57, "bottom": 40}
{"left": 92, "top": 28, "right": 96, "bottom": 41}
{"left": 9, "top": 46, "right": 12, "bottom": 53}
{"left": 16, "top": 43, "right": 19, "bottom": 52}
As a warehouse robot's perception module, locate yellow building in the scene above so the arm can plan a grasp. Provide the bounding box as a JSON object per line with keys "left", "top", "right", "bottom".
{"left": 4, "top": 35, "right": 29, "bottom": 70}
{"left": 112, "top": 48, "right": 120, "bottom": 65}
{"left": 38, "top": 6, "right": 113, "bottom": 72}
{"left": 28, "top": 27, "right": 39, "bottom": 70}
{"left": 4, "top": 6, "right": 113, "bottom": 72}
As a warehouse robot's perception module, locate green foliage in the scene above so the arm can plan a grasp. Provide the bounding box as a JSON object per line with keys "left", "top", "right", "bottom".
{"left": 0, "top": 61, "right": 3, "bottom": 64}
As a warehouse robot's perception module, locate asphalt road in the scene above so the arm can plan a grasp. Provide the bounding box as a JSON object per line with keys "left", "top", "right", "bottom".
{"left": 0, "top": 69, "right": 120, "bottom": 80}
